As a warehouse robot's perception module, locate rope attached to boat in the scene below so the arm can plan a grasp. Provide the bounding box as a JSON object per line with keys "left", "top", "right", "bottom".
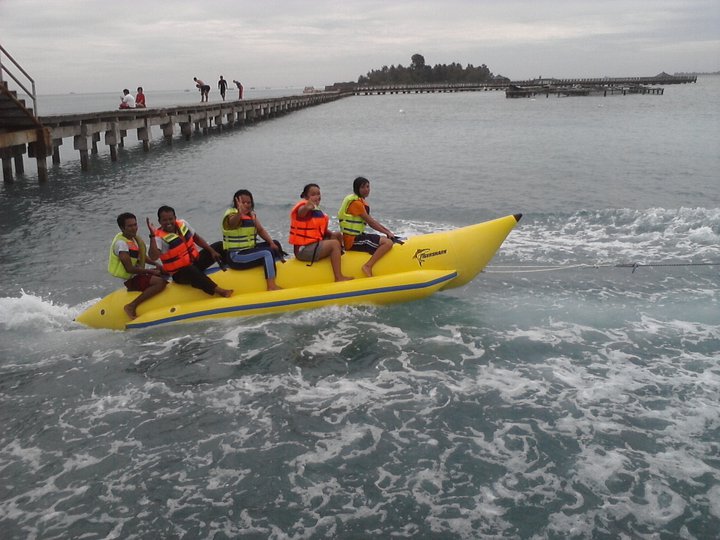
{"left": 484, "top": 262, "right": 720, "bottom": 274}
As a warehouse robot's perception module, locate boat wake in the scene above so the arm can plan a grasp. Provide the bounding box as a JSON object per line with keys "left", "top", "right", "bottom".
{"left": 0, "top": 291, "right": 90, "bottom": 332}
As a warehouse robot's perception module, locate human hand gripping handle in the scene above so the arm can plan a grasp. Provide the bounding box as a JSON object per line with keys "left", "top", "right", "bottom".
{"left": 384, "top": 229, "right": 404, "bottom": 244}
{"left": 271, "top": 240, "right": 287, "bottom": 262}
{"left": 210, "top": 248, "right": 225, "bottom": 265}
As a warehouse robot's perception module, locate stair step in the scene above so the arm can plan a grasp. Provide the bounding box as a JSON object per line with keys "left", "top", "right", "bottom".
{"left": 0, "top": 100, "right": 27, "bottom": 110}
{"left": 0, "top": 120, "right": 38, "bottom": 130}
{"left": 0, "top": 108, "right": 32, "bottom": 117}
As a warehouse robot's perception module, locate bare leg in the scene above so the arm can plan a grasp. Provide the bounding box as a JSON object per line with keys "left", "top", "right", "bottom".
{"left": 267, "top": 278, "right": 282, "bottom": 291}
{"left": 214, "top": 286, "right": 233, "bottom": 297}
{"left": 124, "top": 276, "right": 167, "bottom": 319}
{"left": 324, "top": 240, "right": 353, "bottom": 281}
{"left": 361, "top": 237, "right": 394, "bottom": 277}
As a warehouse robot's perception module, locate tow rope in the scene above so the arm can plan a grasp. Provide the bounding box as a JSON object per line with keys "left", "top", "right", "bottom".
{"left": 484, "top": 262, "right": 720, "bottom": 274}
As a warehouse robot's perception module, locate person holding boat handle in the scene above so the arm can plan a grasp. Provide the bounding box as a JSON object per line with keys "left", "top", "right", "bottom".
{"left": 108, "top": 212, "right": 167, "bottom": 320}
{"left": 289, "top": 183, "right": 353, "bottom": 282}
{"left": 147, "top": 206, "right": 233, "bottom": 298}
{"left": 221, "top": 189, "right": 285, "bottom": 291}
{"left": 338, "top": 176, "right": 396, "bottom": 277}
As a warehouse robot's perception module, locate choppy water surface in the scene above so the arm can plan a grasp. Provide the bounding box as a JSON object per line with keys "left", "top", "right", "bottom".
{"left": 1, "top": 78, "right": 719, "bottom": 538}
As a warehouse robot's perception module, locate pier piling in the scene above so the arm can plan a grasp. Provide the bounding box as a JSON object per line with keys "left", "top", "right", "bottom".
{"left": 0, "top": 92, "right": 348, "bottom": 181}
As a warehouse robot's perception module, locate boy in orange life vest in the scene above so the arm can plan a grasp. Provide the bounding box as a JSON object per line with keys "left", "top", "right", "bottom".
{"left": 147, "top": 206, "right": 233, "bottom": 298}
{"left": 338, "top": 176, "right": 396, "bottom": 277}
{"left": 289, "top": 183, "right": 353, "bottom": 282}
{"left": 108, "top": 212, "right": 167, "bottom": 320}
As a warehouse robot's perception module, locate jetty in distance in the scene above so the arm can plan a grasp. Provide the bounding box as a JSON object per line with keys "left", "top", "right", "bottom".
{"left": 0, "top": 89, "right": 346, "bottom": 183}
{"left": 0, "top": 41, "right": 699, "bottom": 183}
{"left": 339, "top": 74, "right": 697, "bottom": 97}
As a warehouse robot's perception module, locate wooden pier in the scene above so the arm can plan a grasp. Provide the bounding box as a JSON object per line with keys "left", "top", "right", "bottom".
{"left": 1, "top": 41, "right": 700, "bottom": 184}
{"left": 0, "top": 92, "right": 348, "bottom": 182}
{"left": 505, "top": 85, "right": 665, "bottom": 98}
{"left": 349, "top": 75, "right": 696, "bottom": 95}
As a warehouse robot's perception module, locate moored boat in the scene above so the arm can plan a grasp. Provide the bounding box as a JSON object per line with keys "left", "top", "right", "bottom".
{"left": 75, "top": 213, "right": 521, "bottom": 330}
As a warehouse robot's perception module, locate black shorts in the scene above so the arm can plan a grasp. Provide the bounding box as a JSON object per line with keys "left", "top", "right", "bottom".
{"left": 349, "top": 233, "right": 382, "bottom": 254}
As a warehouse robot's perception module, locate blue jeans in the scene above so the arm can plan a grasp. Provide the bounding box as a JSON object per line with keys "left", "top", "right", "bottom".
{"left": 227, "top": 241, "right": 282, "bottom": 278}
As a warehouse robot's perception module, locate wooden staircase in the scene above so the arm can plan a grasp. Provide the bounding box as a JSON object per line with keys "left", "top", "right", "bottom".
{"left": 1, "top": 43, "right": 51, "bottom": 181}
{"left": 0, "top": 81, "right": 44, "bottom": 137}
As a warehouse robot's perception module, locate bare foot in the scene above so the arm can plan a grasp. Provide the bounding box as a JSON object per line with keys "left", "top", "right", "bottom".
{"left": 216, "top": 287, "right": 233, "bottom": 298}
{"left": 123, "top": 304, "right": 137, "bottom": 320}
{"left": 336, "top": 275, "right": 354, "bottom": 282}
{"left": 268, "top": 284, "right": 283, "bottom": 291}
{"left": 361, "top": 264, "right": 373, "bottom": 277}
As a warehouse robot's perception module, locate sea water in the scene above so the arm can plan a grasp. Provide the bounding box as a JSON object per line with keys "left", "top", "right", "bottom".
{"left": 0, "top": 78, "right": 718, "bottom": 538}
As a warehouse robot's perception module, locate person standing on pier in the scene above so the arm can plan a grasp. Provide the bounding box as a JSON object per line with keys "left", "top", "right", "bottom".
{"left": 109, "top": 212, "right": 167, "bottom": 319}
{"left": 218, "top": 76, "right": 228, "bottom": 100}
{"left": 233, "top": 79, "right": 244, "bottom": 99}
{"left": 147, "top": 206, "right": 233, "bottom": 298}
{"left": 135, "top": 87, "right": 146, "bottom": 108}
{"left": 193, "top": 77, "right": 211, "bottom": 102}
{"left": 338, "top": 176, "right": 396, "bottom": 277}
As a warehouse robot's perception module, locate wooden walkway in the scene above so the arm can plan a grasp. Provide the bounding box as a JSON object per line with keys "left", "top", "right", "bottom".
{"left": 0, "top": 73, "right": 699, "bottom": 182}
{"left": 351, "top": 75, "right": 697, "bottom": 95}
{"left": 1, "top": 92, "right": 348, "bottom": 182}
{"left": 505, "top": 85, "right": 665, "bottom": 98}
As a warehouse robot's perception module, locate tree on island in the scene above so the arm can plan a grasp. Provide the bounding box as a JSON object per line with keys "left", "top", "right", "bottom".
{"left": 357, "top": 53, "right": 509, "bottom": 85}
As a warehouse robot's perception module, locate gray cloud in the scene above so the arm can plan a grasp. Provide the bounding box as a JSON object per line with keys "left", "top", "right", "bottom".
{"left": 1, "top": 0, "right": 717, "bottom": 94}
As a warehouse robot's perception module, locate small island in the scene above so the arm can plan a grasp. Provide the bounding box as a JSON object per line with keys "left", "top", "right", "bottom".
{"left": 328, "top": 53, "right": 508, "bottom": 91}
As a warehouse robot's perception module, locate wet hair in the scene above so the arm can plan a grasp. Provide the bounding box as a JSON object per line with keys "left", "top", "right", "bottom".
{"left": 353, "top": 176, "right": 369, "bottom": 196}
{"left": 233, "top": 189, "right": 254, "bottom": 210}
{"left": 157, "top": 205, "right": 175, "bottom": 219}
{"left": 117, "top": 212, "right": 136, "bottom": 230}
{"left": 301, "top": 183, "right": 320, "bottom": 199}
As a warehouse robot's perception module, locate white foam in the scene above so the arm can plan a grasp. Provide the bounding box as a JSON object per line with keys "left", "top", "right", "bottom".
{"left": 501, "top": 207, "right": 720, "bottom": 265}
{"left": 709, "top": 484, "right": 720, "bottom": 519}
{"left": 0, "top": 291, "right": 82, "bottom": 331}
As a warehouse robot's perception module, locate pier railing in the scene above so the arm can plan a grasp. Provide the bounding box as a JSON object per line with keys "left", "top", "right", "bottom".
{"left": 0, "top": 43, "right": 38, "bottom": 114}
{"left": 1, "top": 91, "right": 351, "bottom": 183}
{"left": 352, "top": 75, "right": 697, "bottom": 95}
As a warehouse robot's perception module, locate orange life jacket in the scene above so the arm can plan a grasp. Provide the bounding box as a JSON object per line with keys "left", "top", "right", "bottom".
{"left": 155, "top": 220, "right": 199, "bottom": 273}
{"left": 289, "top": 200, "right": 329, "bottom": 246}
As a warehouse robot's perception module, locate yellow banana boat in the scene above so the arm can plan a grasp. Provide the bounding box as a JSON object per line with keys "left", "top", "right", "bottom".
{"left": 75, "top": 213, "right": 521, "bottom": 330}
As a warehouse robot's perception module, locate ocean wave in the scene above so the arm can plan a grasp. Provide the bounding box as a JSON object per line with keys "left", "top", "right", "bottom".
{"left": 0, "top": 291, "right": 88, "bottom": 332}
{"left": 499, "top": 207, "right": 720, "bottom": 265}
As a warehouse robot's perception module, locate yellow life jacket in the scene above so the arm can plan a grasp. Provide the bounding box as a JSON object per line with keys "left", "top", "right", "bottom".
{"left": 222, "top": 208, "right": 257, "bottom": 250}
{"left": 108, "top": 232, "right": 146, "bottom": 279}
{"left": 338, "top": 194, "right": 367, "bottom": 236}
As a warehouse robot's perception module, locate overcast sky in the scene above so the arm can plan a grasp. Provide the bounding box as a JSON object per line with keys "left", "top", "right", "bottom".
{"left": 1, "top": 0, "right": 718, "bottom": 95}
